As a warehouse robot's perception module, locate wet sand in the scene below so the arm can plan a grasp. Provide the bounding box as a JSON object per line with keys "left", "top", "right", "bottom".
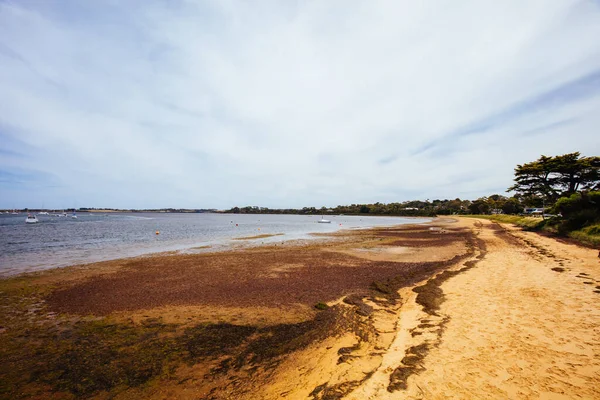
{"left": 1, "top": 217, "right": 599, "bottom": 399}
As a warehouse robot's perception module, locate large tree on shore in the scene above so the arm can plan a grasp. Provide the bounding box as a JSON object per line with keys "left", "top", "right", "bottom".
{"left": 508, "top": 152, "right": 600, "bottom": 202}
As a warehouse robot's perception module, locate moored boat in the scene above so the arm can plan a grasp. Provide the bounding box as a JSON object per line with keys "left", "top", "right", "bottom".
{"left": 25, "top": 214, "right": 38, "bottom": 224}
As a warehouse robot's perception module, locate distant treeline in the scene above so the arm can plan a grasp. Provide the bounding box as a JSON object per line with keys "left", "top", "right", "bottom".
{"left": 226, "top": 200, "right": 463, "bottom": 217}
{"left": 223, "top": 196, "right": 524, "bottom": 217}
{"left": 226, "top": 153, "right": 599, "bottom": 222}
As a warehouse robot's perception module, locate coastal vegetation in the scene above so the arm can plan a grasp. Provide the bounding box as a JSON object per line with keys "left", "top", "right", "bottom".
{"left": 462, "top": 153, "right": 600, "bottom": 246}
{"left": 469, "top": 214, "right": 600, "bottom": 247}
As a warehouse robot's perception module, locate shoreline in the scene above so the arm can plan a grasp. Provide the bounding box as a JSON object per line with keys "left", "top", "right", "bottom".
{"left": 1, "top": 217, "right": 598, "bottom": 398}
{"left": 0, "top": 215, "right": 432, "bottom": 279}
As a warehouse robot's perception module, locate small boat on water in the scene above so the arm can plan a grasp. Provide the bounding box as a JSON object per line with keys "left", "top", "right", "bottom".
{"left": 25, "top": 214, "right": 38, "bottom": 224}
{"left": 71, "top": 213, "right": 78, "bottom": 219}
{"left": 318, "top": 215, "right": 331, "bottom": 223}
{"left": 38, "top": 211, "right": 49, "bottom": 215}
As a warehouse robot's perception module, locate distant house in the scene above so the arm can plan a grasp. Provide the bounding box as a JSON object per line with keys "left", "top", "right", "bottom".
{"left": 403, "top": 207, "right": 419, "bottom": 211}
{"left": 523, "top": 208, "right": 545, "bottom": 215}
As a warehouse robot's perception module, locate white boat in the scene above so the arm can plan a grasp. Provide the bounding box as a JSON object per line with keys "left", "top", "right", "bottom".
{"left": 318, "top": 215, "right": 331, "bottom": 223}
{"left": 38, "top": 211, "right": 49, "bottom": 215}
{"left": 71, "top": 213, "right": 78, "bottom": 219}
{"left": 25, "top": 214, "right": 38, "bottom": 224}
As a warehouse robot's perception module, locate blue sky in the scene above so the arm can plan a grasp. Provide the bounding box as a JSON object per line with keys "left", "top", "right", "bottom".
{"left": 1, "top": 0, "right": 600, "bottom": 209}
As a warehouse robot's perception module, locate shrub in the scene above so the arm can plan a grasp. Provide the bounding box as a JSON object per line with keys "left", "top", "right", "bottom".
{"left": 553, "top": 191, "right": 600, "bottom": 233}
{"left": 582, "top": 224, "right": 600, "bottom": 236}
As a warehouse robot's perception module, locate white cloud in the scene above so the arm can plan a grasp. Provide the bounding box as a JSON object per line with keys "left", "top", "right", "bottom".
{"left": 1, "top": 0, "right": 599, "bottom": 209}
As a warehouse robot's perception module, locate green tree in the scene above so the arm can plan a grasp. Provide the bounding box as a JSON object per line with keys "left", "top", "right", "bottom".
{"left": 508, "top": 152, "right": 600, "bottom": 202}
{"left": 501, "top": 198, "right": 523, "bottom": 215}
{"left": 468, "top": 198, "right": 490, "bottom": 214}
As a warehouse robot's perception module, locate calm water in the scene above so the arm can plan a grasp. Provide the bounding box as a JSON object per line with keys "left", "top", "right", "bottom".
{"left": 0, "top": 213, "right": 429, "bottom": 276}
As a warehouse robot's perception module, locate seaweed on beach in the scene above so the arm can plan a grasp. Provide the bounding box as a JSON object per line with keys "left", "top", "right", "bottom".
{"left": 5, "top": 318, "right": 181, "bottom": 398}
{"left": 388, "top": 343, "right": 429, "bottom": 391}
{"left": 1, "top": 309, "right": 350, "bottom": 398}
{"left": 237, "top": 305, "right": 365, "bottom": 368}
{"left": 182, "top": 323, "right": 257, "bottom": 360}
{"left": 310, "top": 380, "right": 363, "bottom": 400}
{"left": 1, "top": 222, "right": 484, "bottom": 399}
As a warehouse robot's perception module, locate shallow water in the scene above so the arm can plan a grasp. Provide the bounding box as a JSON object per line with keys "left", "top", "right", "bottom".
{"left": 0, "top": 212, "right": 428, "bottom": 276}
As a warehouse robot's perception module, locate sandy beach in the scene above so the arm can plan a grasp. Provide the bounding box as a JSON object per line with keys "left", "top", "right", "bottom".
{"left": 1, "top": 217, "right": 599, "bottom": 399}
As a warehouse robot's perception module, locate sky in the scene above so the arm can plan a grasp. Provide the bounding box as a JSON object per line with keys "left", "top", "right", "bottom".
{"left": 1, "top": 0, "right": 600, "bottom": 210}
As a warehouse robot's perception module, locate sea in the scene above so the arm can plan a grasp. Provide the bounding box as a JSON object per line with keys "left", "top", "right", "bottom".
{"left": 0, "top": 212, "right": 429, "bottom": 277}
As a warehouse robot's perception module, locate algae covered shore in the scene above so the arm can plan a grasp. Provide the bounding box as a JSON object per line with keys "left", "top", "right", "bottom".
{"left": 1, "top": 218, "right": 599, "bottom": 399}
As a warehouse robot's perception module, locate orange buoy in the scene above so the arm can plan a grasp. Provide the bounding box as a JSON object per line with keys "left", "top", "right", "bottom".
{"left": 155, "top": 231, "right": 160, "bottom": 235}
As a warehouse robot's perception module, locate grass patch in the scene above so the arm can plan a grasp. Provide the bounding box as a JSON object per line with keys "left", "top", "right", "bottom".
{"left": 464, "top": 215, "right": 546, "bottom": 230}
{"left": 568, "top": 225, "right": 600, "bottom": 247}
{"left": 314, "top": 302, "right": 328, "bottom": 310}
{"left": 465, "top": 216, "right": 600, "bottom": 248}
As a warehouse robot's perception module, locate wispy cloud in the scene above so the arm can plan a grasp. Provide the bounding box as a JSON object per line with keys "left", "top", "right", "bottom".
{"left": 1, "top": 0, "right": 599, "bottom": 209}
{"left": 413, "top": 69, "right": 600, "bottom": 157}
